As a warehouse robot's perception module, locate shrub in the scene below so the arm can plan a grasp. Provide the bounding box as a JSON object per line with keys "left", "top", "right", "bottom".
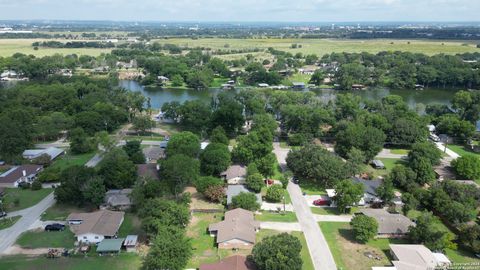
{"left": 31, "top": 180, "right": 42, "bottom": 190}
{"left": 246, "top": 173, "right": 264, "bottom": 193}
{"left": 195, "top": 176, "right": 223, "bottom": 194}
{"left": 350, "top": 215, "right": 378, "bottom": 243}
{"left": 265, "top": 185, "right": 284, "bottom": 203}
{"left": 231, "top": 192, "right": 260, "bottom": 211}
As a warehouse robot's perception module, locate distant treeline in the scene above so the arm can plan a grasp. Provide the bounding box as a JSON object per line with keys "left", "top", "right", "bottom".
{"left": 32, "top": 41, "right": 116, "bottom": 49}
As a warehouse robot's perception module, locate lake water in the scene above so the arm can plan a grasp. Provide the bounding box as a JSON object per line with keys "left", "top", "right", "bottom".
{"left": 120, "top": 80, "right": 480, "bottom": 130}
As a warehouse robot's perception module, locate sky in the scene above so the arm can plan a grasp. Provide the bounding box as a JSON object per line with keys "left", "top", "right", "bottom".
{"left": 0, "top": 0, "right": 478, "bottom": 22}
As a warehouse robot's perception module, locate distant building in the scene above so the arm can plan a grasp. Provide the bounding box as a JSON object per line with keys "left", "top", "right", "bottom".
{"left": 137, "top": 164, "right": 160, "bottom": 180}
{"left": 372, "top": 244, "right": 451, "bottom": 270}
{"left": 0, "top": 165, "right": 43, "bottom": 188}
{"left": 357, "top": 209, "right": 414, "bottom": 238}
{"left": 257, "top": 83, "right": 269, "bottom": 88}
{"left": 103, "top": 189, "right": 133, "bottom": 210}
{"left": 208, "top": 208, "right": 260, "bottom": 249}
{"left": 291, "top": 82, "right": 306, "bottom": 90}
{"left": 143, "top": 146, "right": 165, "bottom": 163}
{"left": 351, "top": 84, "right": 366, "bottom": 90}
{"left": 67, "top": 210, "right": 124, "bottom": 244}
{"left": 371, "top": 160, "right": 385, "bottom": 170}
{"left": 221, "top": 165, "right": 247, "bottom": 185}
{"left": 22, "top": 147, "right": 64, "bottom": 161}
{"left": 124, "top": 235, "right": 138, "bottom": 252}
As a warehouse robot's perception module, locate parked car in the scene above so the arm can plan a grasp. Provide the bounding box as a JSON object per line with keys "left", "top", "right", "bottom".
{"left": 0, "top": 211, "right": 7, "bottom": 218}
{"left": 266, "top": 179, "right": 274, "bottom": 185}
{"left": 292, "top": 177, "right": 299, "bottom": 184}
{"left": 45, "top": 223, "right": 66, "bottom": 231}
{"left": 313, "top": 198, "right": 331, "bottom": 206}
{"left": 429, "top": 134, "right": 440, "bottom": 142}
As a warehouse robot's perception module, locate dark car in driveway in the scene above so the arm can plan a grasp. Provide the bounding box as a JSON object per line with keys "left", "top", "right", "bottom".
{"left": 0, "top": 211, "right": 6, "bottom": 218}
{"left": 45, "top": 223, "right": 65, "bottom": 231}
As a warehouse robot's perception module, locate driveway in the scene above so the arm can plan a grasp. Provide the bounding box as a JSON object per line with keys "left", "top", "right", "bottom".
{"left": 375, "top": 148, "right": 407, "bottom": 159}
{"left": 0, "top": 192, "right": 55, "bottom": 255}
{"left": 261, "top": 202, "right": 294, "bottom": 212}
{"left": 260, "top": 221, "right": 302, "bottom": 232}
{"left": 434, "top": 142, "right": 460, "bottom": 159}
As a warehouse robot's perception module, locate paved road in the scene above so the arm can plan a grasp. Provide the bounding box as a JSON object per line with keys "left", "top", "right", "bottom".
{"left": 0, "top": 192, "right": 55, "bottom": 254}
{"left": 273, "top": 143, "right": 337, "bottom": 270}
{"left": 260, "top": 221, "right": 302, "bottom": 232}
{"left": 85, "top": 153, "right": 103, "bottom": 168}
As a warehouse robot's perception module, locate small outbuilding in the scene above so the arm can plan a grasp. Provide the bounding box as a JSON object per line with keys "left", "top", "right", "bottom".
{"left": 96, "top": 238, "right": 124, "bottom": 255}
{"left": 124, "top": 235, "right": 138, "bottom": 252}
{"left": 371, "top": 160, "right": 385, "bottom": 170}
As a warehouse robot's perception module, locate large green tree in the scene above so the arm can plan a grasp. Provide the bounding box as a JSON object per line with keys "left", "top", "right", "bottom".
{"left": 165, "top": 131, "right": 200, "bottom": 158}
{"left": 98, "top": 148, "right": 137, "bottom": 189}
{"left": 334, "top": 179, "right": 364, "bottom": 213}
{"left": 350, "top": 215, "right": 378, "bottom": 243}
{"left": 252, "top": 233, "right": 303, "bottom": 270}
{"left": 334, "top": 122, "right": 386, "bottom": 161}
{"left": 200, "top": 143, "right": 231, "bottom": 176}
{"left": 452, "top": 156, "right": 480, "bottom": 180}
{"left": 160, "top": 154, "right": 200, "bottom": 195}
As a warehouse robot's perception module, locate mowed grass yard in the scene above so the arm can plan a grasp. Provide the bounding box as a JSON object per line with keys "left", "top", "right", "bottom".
{"left": 0, "top": 253, "right": 142, "bottom": 270}
{"left": 255, "top": 211, "right": 298, "bottom": 222}
{"left": 0, "top": 39, "right": 111, "bottom": 57}
{"left": 447, "top": 144, "right": 480, "bottom": 159}
{"left": 16, "top": 228, "right": 75, "bottom": 249}
{"left": 49, "top": 151, "right": 96, "bottom": 170}
{"left": 2, "top": 188, "right": 53, "bottom": 212}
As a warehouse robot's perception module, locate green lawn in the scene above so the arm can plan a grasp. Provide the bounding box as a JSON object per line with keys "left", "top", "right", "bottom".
{"left": 0, "top": 215, "right": 21, "bottom": 230}
{"left": 364, "top": 158, "right": 405, "bottom": 178}
{"left": 255, "top": 211, "right": 298, "bottom": 222}
{"left": 118, "top": 213, "right": 144, "bottom": 238}
{"left": 389, "top": 148, "right": 410, "bottom": 155}
{"left": 41, "top": 203, "right": 84, "bottom": 221}
{"left": 2, "top": 188, "right": 53, "bottom": 212}
{"left": 16, "top": 228, "right": 75, "bottom": 249}
{"left": 447, "top": 144, "right": 480, "bottom": 158}
{"left": 50, "top": 151, "right": 96, "bottom": 170}
{"left": 0, "top": 253, "right": 141, "bottom": 270}
{"left": 310, "top": 207, "right": 358, "bottom": 215}
{"left": 288, "top": 73, "right": 312, "bottom": 84}
{"left": 299, "top": 181, "right": 326, "bottom": 195}
{"left": 256, "top": 229, "right": 314, "bottom": 270}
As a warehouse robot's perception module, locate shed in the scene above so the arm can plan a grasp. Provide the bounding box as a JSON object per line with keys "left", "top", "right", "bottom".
{"left": 371, "top": 160, "right": 385, "bottom": 169}
{"left": 124, "top": 235, "right": 138, "bottom": 252}
{"left": 96, "top": 238, "right": 124, "bottom": 255}
{"left": 291, "top": 82, "right": 306, "bottom": 89}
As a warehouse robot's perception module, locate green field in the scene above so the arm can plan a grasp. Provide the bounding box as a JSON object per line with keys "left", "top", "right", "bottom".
{"left": 40, "top": 203, "right": 83, "bottom": 221}
{"left": 0, "top": 39, "right": 112, "bottom": 57}
{"left": 49, "top": 152, "right": 96, "bottom": 170}
{"left": 447, "top": 144, "right": 480, "bottom": 159}
{"left": 0, "top": 253, "right": 142, "bottom": 270}
{"left": 16, "top": 228, "right": 75, "bottom": 249}
{"left": 2, "top": 188, "right": 52, "bottom": 212}
{"left": 0, "top": 215, "right": 21, "bottom": 230}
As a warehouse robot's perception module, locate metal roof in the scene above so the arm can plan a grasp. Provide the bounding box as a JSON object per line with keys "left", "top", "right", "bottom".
{"left": 96, "top": 238, "right": 125, "bottom": 252}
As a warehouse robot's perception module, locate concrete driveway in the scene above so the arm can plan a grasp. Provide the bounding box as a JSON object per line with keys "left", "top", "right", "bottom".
{"left": 0, "top": 192, "right": 55, "bottom": 254}
{"left": 260, "top": 221, "right": 302, "bottom": 232}
{"left": 261, "top": 202, "right": 294, "bottom": 212}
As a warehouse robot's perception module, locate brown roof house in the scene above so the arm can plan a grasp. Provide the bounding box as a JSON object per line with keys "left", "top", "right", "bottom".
{"left": 358, "top": 209, "right": 415, "bottom": 238}
{"left": 372, "top": 244, "right": 451, "bottom": 270}
{"left": 103, "top": 189, "right": 133, "bottom": 210}
{"left": 208, "top": 208, "right": 260, "bottom": 249}
{"left": 0, "top": 165, "right": 43, "bottom": 188}
{"left": 67, "top": 210, "right": 124, "bottom": 244}
{"left": 221, "top": 165, "right": 247, "bottom": 185}
{"left": 200, "top": 255, "right": 256, "bottom": 270}
{"left": 137, "top": 164, "right": 160, "bottom": 180}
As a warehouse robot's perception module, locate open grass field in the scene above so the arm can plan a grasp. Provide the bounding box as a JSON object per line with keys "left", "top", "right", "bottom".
{"left": 160, "top": 38, "right": 480, "bottom": 57}
{"left": 40, "top": 203, "right": 84, "bottom": 221}
{"left": 0, "top": 39, "right": 112, "bottom": 57}
{"left": 299, "top": 181, "right": 327, "bottom": 195}
{"left": 16, "top": 228, "right": 75, "bottom": 249}
{"left": 0, "top": 215, "right": 21, "bottom": 230}
{"left": 447, "top": 144, "right": 480, "bottom": 159}
{"left": 0, "top": 253, "right": 142, "bottom": 270}
{"left": 255, "top": 211, "right": 298, "bottom": 222}
{"left": 2, "top": 188, "right": 52, "bottom": 212}
{"left": 50, "top": 151, "right": 96, "bottom": 170}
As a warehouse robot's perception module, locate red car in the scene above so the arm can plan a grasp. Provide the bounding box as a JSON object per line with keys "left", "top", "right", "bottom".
{"left": 265, "top": 179, "right": 274, "bottom": 185}
{"left": 313, "top": 198, "right": 331, "bottom": 206}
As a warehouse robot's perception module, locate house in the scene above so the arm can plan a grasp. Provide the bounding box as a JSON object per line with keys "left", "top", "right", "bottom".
{"left": 226, "top": 185, "right": 262, "bottom": 205}
{"left": 352, "top": 177, "right": 383, "bottom": 205}
{"left": 221, "top": 165, "right": 247, "bottom": 185}
{"left": 291, "top": 82, "right": 306, "bottom": 90}
{"left": 157, "top": 76, "right": 169, "bottom": 83}
{"left": 358, "top": 209, "right": 415, "bottom": 238}
{"left": 124, "top": 235, "right": 138, "bottom": 252}
{"left": 96, "top": 238, "right": 124, "bottom": 255}
{"left": 0, "top": 165, "right": 43, "bottom": 188}
{"left": 137, "top": 164, "right": 160, "bottom": 180}
{"left": 200, "top": 255, "right": 257, "bottom": 270}
{"left": 67, "top": 210, "right": 124, "bottom": 244}
{"left": 22, "top": 147, "right": 65, "bottom": 161}
{"left": 143, "top": 146, "right": 165, "bottom": 163}
{"left": 351, "top": 84, "right": 366, "bottom": 90}
{"left": 201, "top": 142, "right": 210, "bottom": 150}
{"left": 208, "top": 208, "right": 260, "bottom": 249}
{"left": 372, "top": 244, "right": 451, "bottom": 270}
{"left": 257, "top": 83, "right": 269, "bottom": 88}
{"left": 103, "top": 189, "right": 133, "bottom": 210}
{"left": 371, "top": 160, "right": 385, "bottom": 169}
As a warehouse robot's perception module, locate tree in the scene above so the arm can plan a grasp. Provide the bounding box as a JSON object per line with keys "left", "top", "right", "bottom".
{"left": 251, "top": 114, "right": 277, "bottom": 136}
{"left": 256, "top": 153, "right": 277, "bottom": 178}
{"left": 83, "top": 177, "right": 106, "bottom": 207}
{"left": 388, "top": 165, "right": 418, "bottom": 191}
{"left": 346, "top": 147, "right": 366, "bottom": 176}
{"left": 388, "top": 117, "right": 428, "bottom": 147}
{"left": 54, "top": 165, "right": 96, "bottom": 206}
{"left": 171, "top": 74, "right": 184, "bottom": 87}
{"left": 410, "top": 157, "right": 436, "bottom": 186}
{"left": 231, "top": 192, "right": 260, "bottom": 211}
{"left": 265, "top": 185, "right": 284, "bottom": 203}
{"left": 123, "top": 140, "right": 146, "bottom": 164}
{"left": 452, "top": 156, "right": 480, "bottom": 180}
{"left": 350, "top": 215, "right": 378, "bottom": 243}
{"left": 408, "top": 142, "right": 442, "bottom": 166}
{"left": 69, "top": 127, "right": 95, "bottom": 154}
{"left": 210, "top": 126, "right": 229, "bottom": 145}
{"left": 165, "top": 132, "right": 200, "bottom": 158}
{"left": 334, "top": 122, "right": 386, "bottom": 161}
{"left": 458, "top": 224, "right": 480, "bottom": 254}
{"left": 95, "top": 131, "right": 115, "bottom": 152}
{"left": 211, "top": 96, "right": 245, "bottom": 135}
{"left": 309, "top": 69, "right": 325, "bottom": 86}
{"left": 200, "top": 143, "right": 231, "bottom": 176}
{"left": 376, "top": 178, "right": 395, "bottom": 203}
{"left": 177, "top": 100, "right": 212, "bottom": 134}
{"left": 246, "top": 172, "right": 264, "bottom": 193}
{"left": 142, "top": 226, "right": 192, "bottom": 270}
{"left": 0, "top": 108, "right": 35, "bottom": 160}
{"left": 408, "top": 211, "right": 456, "bottom": 251}
{"left": 287, "top": 145, "right": 347, "bottom": 188}
{"left": 194, "top": 176, "right": 223, "bottom": 194}
{"left": 334, "top": 179, "right": 364, "bottom": 213}
{"left": 232, "top": 130, "right": 273, "bottom": 165}
{"left": 132, "top": 115, "right": 155, "bottom": 135}
{"left": 204, "top": 185, "right": 225, "bottom": 202}
{"left": 160, "top": 154, "right": 200, "bottom": 195}
{"left": 139, "top": 198, "right": 190, "bottom": 234}
{"left": 252, "top": 233, "right": 302, "bottom": 270}
{"left": 436, "top": 114, "right": 476, "bottom": 140}
{"left": 98, "top": 148, "right": 137, "bottom": 189}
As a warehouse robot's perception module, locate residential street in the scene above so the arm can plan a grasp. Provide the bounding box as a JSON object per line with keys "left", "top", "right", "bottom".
{"left": 273, "top": 143, "right": 337, "bottom": 270}
{"left": 0, "top": 192, "right": 55, "bottom": 255}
